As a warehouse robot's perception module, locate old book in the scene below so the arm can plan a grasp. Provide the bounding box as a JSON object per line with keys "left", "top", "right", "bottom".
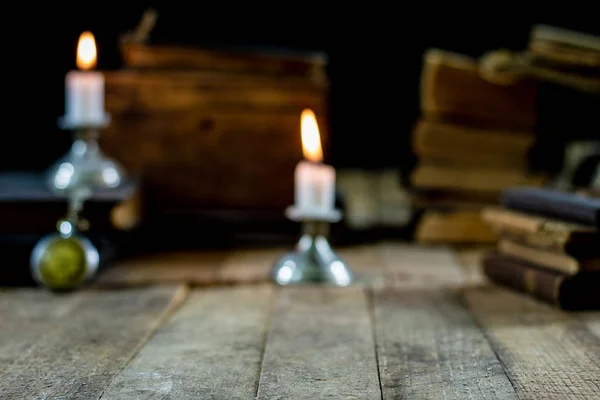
{"left": 498, "top": 239, "right": 600, "bottom": 275}
{"left": 409, "top": 190, "right": 497, "bottom": 210}
{"left": 0, "top": 172, "right": 140, "bottom": 235}
{"left": 501, "top": 187, "right": 600, "bottom": 227}
{"left": 482, "top": 207, "right": 597, "bottom": 255}
{"left": 420, "top": 49, "right": 537, "bottom": 130}
{"left": 412, "top": 119, "right": 535, "bottom": 168}
{"left": 529, "top": 24, "right": 600, "bottom": 70}
{"left": 103, "top": 70, "right": 328, "bottom": 210}
{"left": 410, "top": 162, "right": 546, "bottom": 194}
{"left": 414, "top": 208, "right": 497, "bottom": 244}
{"left": 483, "top": 251, "right": 600, "bottom": 310}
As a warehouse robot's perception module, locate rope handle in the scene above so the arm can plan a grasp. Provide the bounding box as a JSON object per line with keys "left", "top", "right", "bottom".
{"left": 120, "top": 8, "right": 158, "bottom": 46}
{"left": 479, "top": 49, "right": 600, "bottom": 93}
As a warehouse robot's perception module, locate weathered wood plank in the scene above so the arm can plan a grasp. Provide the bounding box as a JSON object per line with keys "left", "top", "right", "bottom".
{"left": 465, "top": 287, "right": 600, "bottom": 399}
{"left": 453, "top": 247, "right": 492, "bottom": 286}
{"left": 0, "top": 289, "right": 85, "bottom": 372}
{"left": 373, "top": 287, "right": 516, "bottom": 399}
{"left": 0, "top": 285, "right": 188, "bottom": 399}
{"left": 257, "top": 287, "right": 381, "bottom": 399}
{"left": 579, "top": 312, "right": 600, "bottom": 339}
{"left": 218, "top": 248, "right": 282, "bottom": 284}
{"left": 380, "top": 243, "right": 466, "bottom": 289}
{"left": 97, "top": 251, "right": 226, "bottom": 287}
{"left": 338, "top": 244, "right": 386, "bottom": 286}
{"left": 100, "top": 285, "right": 273, "bottom": 399}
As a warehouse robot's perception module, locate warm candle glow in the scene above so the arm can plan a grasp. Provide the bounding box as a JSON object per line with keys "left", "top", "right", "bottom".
{"left": 301, "top": 109, "right": 323, "bottom": 162}
{"left": 76, "top": 31, "right": 97, "bottom": 70}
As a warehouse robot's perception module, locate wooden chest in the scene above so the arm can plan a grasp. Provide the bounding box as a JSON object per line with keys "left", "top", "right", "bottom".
{"left": 102, "top": 44, "right": 329, "bottom": 211}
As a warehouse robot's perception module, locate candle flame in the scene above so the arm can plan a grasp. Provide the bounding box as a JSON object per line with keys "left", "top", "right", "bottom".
{"left": 301, "top": 109, "right": 323, "bottom": 162}
{"left": 76, "top": 31, "right": 97, "bottom": 70}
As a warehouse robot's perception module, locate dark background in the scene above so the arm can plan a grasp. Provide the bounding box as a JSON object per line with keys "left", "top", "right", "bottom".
{"left": 2, "top": 4, "right": 599, "bottom": 173}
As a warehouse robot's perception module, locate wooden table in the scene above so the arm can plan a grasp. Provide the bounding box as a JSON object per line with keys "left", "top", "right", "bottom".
{"left": 1, "top": 244, "right": 599, "bottom": 399}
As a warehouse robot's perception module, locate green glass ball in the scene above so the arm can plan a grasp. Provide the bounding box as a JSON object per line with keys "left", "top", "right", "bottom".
{"left": 37, "top": 238, "right": 88, "bottom": 290}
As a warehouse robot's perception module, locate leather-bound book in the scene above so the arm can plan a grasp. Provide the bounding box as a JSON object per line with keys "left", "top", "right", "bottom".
{"left": 483, "top": 251, "right": 600, "bottom": 310}
{"left": 498, "top": 239, "right": 600, "bottom": 275}
{"left": 501, "top": 187, "right": 600, "bottom": 227}
{"left": 529, "top": 24, "right": 600, "bottom": 71}
{"left": 482, "top": 207, "right": 597, "bottom": 256}
{"left": 410, "top": 163, "right": 546, "bottom": 194}
{"left": 420, "top": 49, "right": 537, "bottom": 130}
{"left": 411, "top": 119, "right": 535, "bottom": 169}
{"left": 414, "top": 208, "right": 497, "bottom": 244}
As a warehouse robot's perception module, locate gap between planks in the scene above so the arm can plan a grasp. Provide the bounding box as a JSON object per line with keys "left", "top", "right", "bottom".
{"left": 99, "top": 285, "right": 274, "bottom": 399}
{"left": 464, "top": 287, "right": 600, "bottom": 399}
{"left": 371, "top": 243, "right": 517, "bottom": 399}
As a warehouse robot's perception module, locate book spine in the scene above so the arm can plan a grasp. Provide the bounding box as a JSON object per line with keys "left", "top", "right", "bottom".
{"left": 482, "top": 207, "right": 597, "bottom": 255}
{"left": 498, "top": 239, "right": 579, "bottom": 274}
{"left": 498, "top": 230, "right": 599, "bottom": 259}
{"left": 482, "top": 252, "right": 564, "bottom": 306}
{"left": 501, "top": 230, "right": 567, "bottom": 252}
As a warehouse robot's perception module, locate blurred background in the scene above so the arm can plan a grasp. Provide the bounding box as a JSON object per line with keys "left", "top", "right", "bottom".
{"left": 3, "top": 5, "right": 598, "bottom": 170}
{"left": 1, "top": 4, "right": 599, "bottom": 282}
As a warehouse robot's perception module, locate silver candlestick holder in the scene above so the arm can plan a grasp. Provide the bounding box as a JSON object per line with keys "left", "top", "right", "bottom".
{"left": 47, "top": 116, "right": 124, "bottom": 194}
{"left": 30, "top": 115, "right": 127, "bottom": 290}
{"left": 271, "top": 206, "right": 354, "bottom": 286}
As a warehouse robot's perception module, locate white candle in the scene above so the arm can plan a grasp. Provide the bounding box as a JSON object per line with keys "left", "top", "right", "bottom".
{"left": 294, "top": 109, "right": 336, "bottom": 213}
{"left": 65, "top": 31, "right": 106, "bottom": 126}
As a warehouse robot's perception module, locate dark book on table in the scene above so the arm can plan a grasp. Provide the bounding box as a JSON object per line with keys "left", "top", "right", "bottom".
{"left": 501, "top": 187, "right": 600, "bottom": 227}
{"left": 482, "top": 251, "right": 600, "bottom": 310}
{"left": 0, "top": 172, "right": 139, "bottom": 235}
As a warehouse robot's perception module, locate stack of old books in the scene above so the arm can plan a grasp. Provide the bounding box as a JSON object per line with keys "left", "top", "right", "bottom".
{"left": 482, "top": 187, "right": 600, "bottom": 310}
{"left": 406, "top": 49, "right": 547, "bottom": 244}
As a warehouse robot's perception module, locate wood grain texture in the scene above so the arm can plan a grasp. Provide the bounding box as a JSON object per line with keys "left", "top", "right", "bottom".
{"left": 380, "top": 243, "right": 466, "bottom": 289}
{"left": 218, "top": 248, "right": 283, "bottom": 284}
{"left": 453, "top": 247, "right": 491, "bottom": 286}
{"left": 372, "top": 288, "right": 516, "bottom": 399}
{"left": 256, "top": 287, "right": 381, "bottom": 399}
{"left": 0, "top": 285, "right": 188, "bottom": 399}
{"left": 95, "top": 245, "right": 389, "bottom": 288}
{"left": 104, "top": 72, "right": 328, "bottom": 113}
{"left": 580, "top": 313, "right": 600, "bottom": 339}
{"left": 0, "top": 289, "right": 85, "bottom": 373}
{"left": 121, "top": 43, "right": 328, "bottom": 82}
{"left": 338, "top": 244, "right": 386, "bottom": 287}
{"left": 100, "top": 285, "right": 273, "bottom": 399}
{"left": 465, "top": 287, "right": 600, "bottom": 399}
{"left": 96, "top": 251, "right": 226, "bottom": 287}
{"left": 103, "top": 71, "right": 329, "bottom": 210}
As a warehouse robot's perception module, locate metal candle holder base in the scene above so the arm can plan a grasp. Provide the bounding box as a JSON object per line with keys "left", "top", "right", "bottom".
{"left": 32, "top": 115, "right": 124, "bottom": 290}
{"left": 47, "top": 116, "right": 125, "bottom": 195}
{"left": 271, "top": 207, "right": 354, "bottom": 286}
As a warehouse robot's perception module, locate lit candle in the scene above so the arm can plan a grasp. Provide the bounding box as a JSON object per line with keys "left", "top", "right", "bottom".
{"left": 295, "top": 109, "right": 336, "bottom": 214}
{"left": 64, "top": 32, "right": 106, "bottom": 126}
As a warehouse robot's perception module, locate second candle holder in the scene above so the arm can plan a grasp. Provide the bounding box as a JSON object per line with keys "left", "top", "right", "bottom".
{"left": 271, "top": 206, "right": 354, "bottom": 286}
